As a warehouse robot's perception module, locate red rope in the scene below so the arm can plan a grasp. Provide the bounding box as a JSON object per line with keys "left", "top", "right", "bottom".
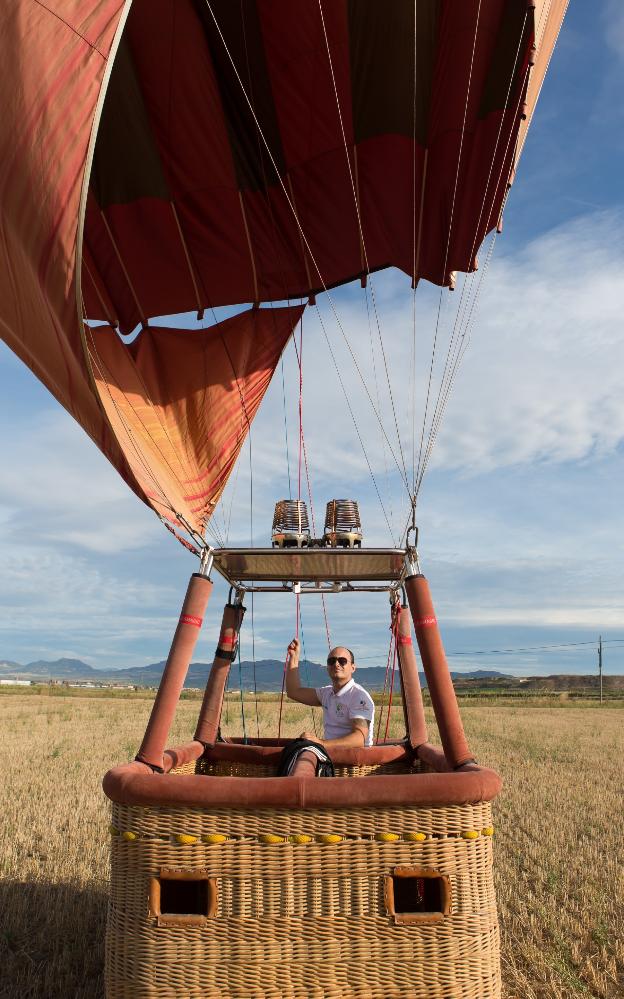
{"left": 296, "top": 318, "right": 332, "bottom": 650}
{"left": 277, "top": 591, "right": 300, "bottom": 741}
{"left": 161, "top": 518, "right": 201, "bottom": 557}
{"left": 383, "top": 600, "right": 402, "bottom": 743}
{"left": 375, "top": 626, "right": 395, "bottom": 745}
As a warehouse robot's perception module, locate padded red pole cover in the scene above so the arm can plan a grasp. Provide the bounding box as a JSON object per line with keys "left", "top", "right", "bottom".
{"left": 405, "top": 574, "right": 473, "bottom": 769}
{"left": 194, "top": 602, "right": 245, "bottom": 746}
{"left": 396, "top": 605, "right": 428, "bottom": 749}
{"left": 136, "top": 573, "right": 213, "bottom": 770}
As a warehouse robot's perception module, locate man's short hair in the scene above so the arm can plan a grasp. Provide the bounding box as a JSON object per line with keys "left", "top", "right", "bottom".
{"left": 346, "top": 648, "right": 355, "bottom": 663}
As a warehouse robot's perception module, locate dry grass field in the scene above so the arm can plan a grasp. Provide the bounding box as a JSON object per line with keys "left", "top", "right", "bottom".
{"left": 0, "top": 691, "right": 622, "bottom": 999}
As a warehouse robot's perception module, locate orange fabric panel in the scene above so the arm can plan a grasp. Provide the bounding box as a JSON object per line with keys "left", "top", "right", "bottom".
{"left": 87, "top": 306, "right": 304, "bottom": 534}
{"left": 515, "top": 0, "right": 569, "bottom": 173}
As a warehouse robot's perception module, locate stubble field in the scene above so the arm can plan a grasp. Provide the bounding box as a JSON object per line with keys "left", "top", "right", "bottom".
{"left": 0, "top": 692, "right": 622, "bottom": 999}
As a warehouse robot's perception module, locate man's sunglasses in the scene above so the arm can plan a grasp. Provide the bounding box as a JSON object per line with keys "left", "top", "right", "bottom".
{"left": 327, "top": 656, "right": 350, "bottom": 667}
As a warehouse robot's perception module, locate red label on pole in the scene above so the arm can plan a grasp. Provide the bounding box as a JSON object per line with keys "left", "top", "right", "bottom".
{"left": 180, "top": 614, "right": 203, "bottom": 628}
{"left": 218, "top": 629, "right": 236, "bottom": 647}
{"left": 398, "top": 635, "right": 412, "bottom": 645}
{"left": 414, "top": 616, "right": 437, "bottom": 628}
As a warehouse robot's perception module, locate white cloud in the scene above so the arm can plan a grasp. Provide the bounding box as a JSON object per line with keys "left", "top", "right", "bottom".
{"left": 213, "top": 209, "right": 624, "bottom": 551}
{"left": 1, "top": 208, "right": 623, "bottom": 669}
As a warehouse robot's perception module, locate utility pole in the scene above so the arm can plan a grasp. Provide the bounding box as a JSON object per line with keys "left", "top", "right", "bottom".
{"left": 598, "top": 635, "right": 603, "bottom": 704}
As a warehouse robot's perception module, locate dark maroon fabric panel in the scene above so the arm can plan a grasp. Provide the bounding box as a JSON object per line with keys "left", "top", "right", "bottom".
{"left": 90, "top": 36, "right": 170, "bottom": 207}
{"left": 348, "top": 0, "right": 439, "bottom": 146}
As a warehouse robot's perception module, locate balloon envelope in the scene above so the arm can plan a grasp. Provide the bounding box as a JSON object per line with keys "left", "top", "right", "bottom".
{"left": 0, "top": 0, "right": 567, "bottom": 533}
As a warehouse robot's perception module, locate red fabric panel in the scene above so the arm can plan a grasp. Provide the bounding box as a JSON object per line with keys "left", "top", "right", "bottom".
{"left": 0, "top": 1, "right": 142, "bottom": 496}
{"left": 79, "top": 0, "right": 548, "bottom": 330}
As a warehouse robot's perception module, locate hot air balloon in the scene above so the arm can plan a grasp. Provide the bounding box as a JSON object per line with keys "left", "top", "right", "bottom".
{"left": 0, "top": 2, "right": 568, "bottom": 997}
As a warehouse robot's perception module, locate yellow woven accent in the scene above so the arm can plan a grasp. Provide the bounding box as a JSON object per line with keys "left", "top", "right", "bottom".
{"left": 121, "top": 831, "right": 137, "bottom": 842}
{"left": 375, "top": 832, "right": 400, "bottom": 842}
{"left": 258, "top": 833, "right": 286, "bottom": 844}
{"left": 201, "top": 833, "right": 229, "bottom": 844}
{"left": 174, "top": 833, "right": 198, "bottom": 845}
{"left": 289, "top": 834, "right": 314, "bottom": 844}
{"left": 461, "top": 830, "right": 480, "bottom": 840}
{"left": 403, "top": 831, "right": 427, "bottom": 842}
{"left": 483, "top": 826, "right": 495, "bottom": 836}
{"left": 316, "top": 833, "right": 343, "bottom": 844}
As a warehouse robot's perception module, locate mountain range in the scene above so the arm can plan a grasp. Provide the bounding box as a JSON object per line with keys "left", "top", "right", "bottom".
{"left": 0, "top": 657, "right": 508, "bottom": 690}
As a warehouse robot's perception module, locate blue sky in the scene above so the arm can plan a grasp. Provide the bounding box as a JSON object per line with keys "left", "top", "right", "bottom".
{"left": 1, "top": 1, "right": 623, "bottom": 677}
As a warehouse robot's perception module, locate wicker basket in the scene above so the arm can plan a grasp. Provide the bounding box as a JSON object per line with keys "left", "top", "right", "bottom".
{"left": 105, "top": 752, "right": 500, "bottom": 999}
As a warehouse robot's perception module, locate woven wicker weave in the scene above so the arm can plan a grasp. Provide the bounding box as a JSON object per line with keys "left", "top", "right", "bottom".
{"left": 106, "top": 757, "right": 500, "bottom": 998}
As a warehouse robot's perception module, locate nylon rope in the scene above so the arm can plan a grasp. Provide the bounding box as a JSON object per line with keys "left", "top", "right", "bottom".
{"left": 375, "top": 619, "right": 396, "bottom": 745}
{"left": 292, "top": 318, "right": 331, "bottom": 650}
{"left": 297, "top": 599, "right": 320, "bottom": 737}
{"left": 415, "top": 0, "right": 483, "bottom": 496}
{"left": 416, "top": 45, "right": 533, "bottom": 498}
{"left": 364, "top": 280, "right": 396, "bottom": 544}
{"left": 280, "top": 354, "right": 293, "bottom": 500}
{"left": 316, "top": 0, "right": 409, "bottom": 493}
{"left": 217, "top": 335, "right": 258, "bottom": 740}
{"left": 411, "top": 0, "right": 418, "bottom": 494}
{"left": 314, "top": 304, "right": 395, "bottom": 543}
{"left": 418, "top": 7, "right": 531, "bottom": 461}
{"left": 383, "top": 599, "right": 402, "bottom": 743}
{"left": 203, "top": 0, "right": 411, "bottom": 503}
{"left": 250, "top": 590, "right": 260, "bottom": 740}
{"left": 414, "top": 4, "right": 535, "bottom": 504}
{"left": 236, "top": 634, "right": 248, "bottom": 743}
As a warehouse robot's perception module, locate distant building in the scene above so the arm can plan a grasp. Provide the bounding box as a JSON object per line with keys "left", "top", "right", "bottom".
{"left": 0, "top": 678, "right": 31, "bottom": 686}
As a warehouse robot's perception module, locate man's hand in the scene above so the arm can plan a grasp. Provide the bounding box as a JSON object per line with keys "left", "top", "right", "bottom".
{"left": 287, "top": 637, "right": 300, "bottom": 665}
{"left": 299, "top": 729, "right": 320, "bottom": 742}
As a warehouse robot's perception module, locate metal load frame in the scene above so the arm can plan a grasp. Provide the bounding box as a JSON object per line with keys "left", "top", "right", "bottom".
{"left": 210, "top": 546, "right": 418, "bottom": 597}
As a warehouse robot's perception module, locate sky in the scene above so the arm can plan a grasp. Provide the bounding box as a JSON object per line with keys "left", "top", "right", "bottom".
{"left": 1, "top": 2, "right": 623, "bottom": 678}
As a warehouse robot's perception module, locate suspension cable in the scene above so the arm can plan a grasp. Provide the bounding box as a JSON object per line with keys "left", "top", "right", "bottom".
{"left": 203, "top": 0, "right": 411, "bottom": 503}
{"left": 413, "top": 9, "right": 533, "bottom": 504}
{"left": 292, "top": 318, "right": 331, "bottom": 649}
{"left": 315, "top": 304, "right": 396, "bottom": 543}
{"left": 415, "top": 0, "right": 483, "bottom": 495}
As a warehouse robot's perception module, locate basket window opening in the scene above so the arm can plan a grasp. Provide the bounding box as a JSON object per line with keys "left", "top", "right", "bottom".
{"left": 150, "top": 872, "right": 218, "bottom": 925}
{"left": 385, "top": 868, "right": 451, "bottom": 925}
{"left": 160, "top": 878, "right": 210, "bottom": 916}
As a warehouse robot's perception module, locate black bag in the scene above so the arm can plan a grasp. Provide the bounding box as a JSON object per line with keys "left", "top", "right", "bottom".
{"left": 276, "top": 738, "right": 335, "bottom": 777}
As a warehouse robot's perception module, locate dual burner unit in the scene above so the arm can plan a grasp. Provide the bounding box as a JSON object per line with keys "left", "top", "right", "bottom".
{"left": 271, "top": 498, "right": 363, "bottom": 549}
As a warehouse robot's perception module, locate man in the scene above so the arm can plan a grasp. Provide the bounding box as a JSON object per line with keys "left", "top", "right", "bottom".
{"left": 285, "top": 638, "right": 375, "bottom": 748}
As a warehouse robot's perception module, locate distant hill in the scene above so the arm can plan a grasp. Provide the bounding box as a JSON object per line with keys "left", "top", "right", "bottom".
{"left": 0, "top": 656, "right": 510, "bottom": 690}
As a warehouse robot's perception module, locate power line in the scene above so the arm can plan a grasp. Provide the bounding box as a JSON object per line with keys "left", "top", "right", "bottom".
{"left": 447, "top": 639, "right": 624, "bottom": 657}
{"left": 354, "top": 638, "right": 624, "bottom": 661}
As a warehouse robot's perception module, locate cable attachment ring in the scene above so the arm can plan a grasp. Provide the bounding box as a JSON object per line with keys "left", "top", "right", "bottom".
{"left": 405, "top": 496, "right": 419, "bottom": 549}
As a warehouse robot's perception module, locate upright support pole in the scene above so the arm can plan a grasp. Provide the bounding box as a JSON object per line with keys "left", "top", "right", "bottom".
{"left": 136, "top": 571, "right": 213, "bottom": 771}
{"left": 194, "top": 601, "right": 246, "bottom": 746}
{"left": 396, "top": 604, "right": 428, "bottom": 749}
{"left": 598, "top": 635, "right": 603, "bottom": 704}
{"left": 404, "top": 573, "right": 474, "bottom": 769}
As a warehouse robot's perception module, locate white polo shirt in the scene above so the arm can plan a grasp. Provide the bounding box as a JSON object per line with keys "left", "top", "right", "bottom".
{"left": 315, "top": 678, "right": 375, "bottom": 746}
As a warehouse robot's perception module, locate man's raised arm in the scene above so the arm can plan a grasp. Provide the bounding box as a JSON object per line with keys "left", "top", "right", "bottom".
{"left": 285, "top": 638, "right": 321, "bottom": 706}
